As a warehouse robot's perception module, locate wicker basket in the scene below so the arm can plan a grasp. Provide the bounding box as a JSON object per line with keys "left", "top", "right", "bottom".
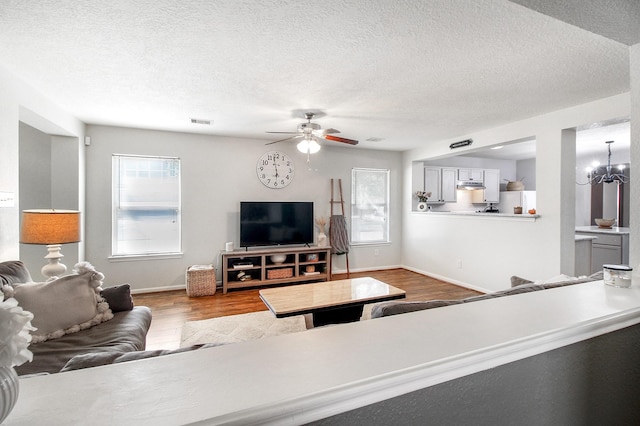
{"left": 186, "top": 265, "right": 216, "bottom": 297}
{"left": 267, "top": 268, "right": 293, "bottom": 280}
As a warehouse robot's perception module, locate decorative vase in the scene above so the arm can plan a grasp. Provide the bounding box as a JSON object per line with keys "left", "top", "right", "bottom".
{"left": 0, "top": 366, "right": 19, "bottom": 423}
{"left": 417, "top": 202, "right": 428, "bottom": 211}
{"left": 317, "top": 232, "right": 327, "bottom": 247}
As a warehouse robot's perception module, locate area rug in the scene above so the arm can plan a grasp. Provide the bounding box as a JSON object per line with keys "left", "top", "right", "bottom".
{"left": 180, "top": 305, "right": 375, "bottom": 347}
{"left": 180, "top": 311, "right": 307, "bottom": 347}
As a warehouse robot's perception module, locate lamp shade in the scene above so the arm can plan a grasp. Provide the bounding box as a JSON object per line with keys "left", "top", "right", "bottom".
{"left": 20, "top": 210, "right": 81, "bottom": 245}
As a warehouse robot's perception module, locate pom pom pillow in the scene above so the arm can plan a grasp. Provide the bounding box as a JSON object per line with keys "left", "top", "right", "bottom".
{"left": 6, "top": 262, "right": 113, "bottom": 343}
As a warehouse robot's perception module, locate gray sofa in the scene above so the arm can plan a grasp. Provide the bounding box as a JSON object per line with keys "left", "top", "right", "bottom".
{"left": 1, "top": 260, "right": 152, "bottom": 376}
{"left": 371, "top": 272, "right": 603, "bottom": 318}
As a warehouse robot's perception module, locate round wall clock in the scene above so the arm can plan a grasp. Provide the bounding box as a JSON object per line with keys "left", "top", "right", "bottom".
{"left": 256, "top": 151, "right": 295, "bottom": 188}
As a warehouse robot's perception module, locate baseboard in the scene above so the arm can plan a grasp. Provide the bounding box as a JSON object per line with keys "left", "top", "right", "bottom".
{"left": 399, "top": 265, "right": 490, "bottom": 294}
{"left": 330, "top": 265, "right": 402, "bottom": 275}
{"left": 130, "top": 268, "right": 488, "bottom": 295}
{"left": 130, "top": 282, "right": 221, "bottom": 295}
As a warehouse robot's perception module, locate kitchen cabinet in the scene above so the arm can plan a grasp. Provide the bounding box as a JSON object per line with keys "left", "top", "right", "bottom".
{"left": 469, "top": 168, "right": 501, "bottom": 203}
{"left": 575, "top": 227, "right": 629, "bottom": 274}
{"left": 482, "top": 169, "right": 500, "bottom": 203}
{"left": 458, "top": 168, "right": 483, "bottom": 182}
{"left": 424, "top": 167, "right": 457, "bottom": 203}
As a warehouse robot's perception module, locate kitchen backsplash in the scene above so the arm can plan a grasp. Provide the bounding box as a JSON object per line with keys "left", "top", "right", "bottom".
{"left": 429, "top": 190, "right": 491, "bottom": 213}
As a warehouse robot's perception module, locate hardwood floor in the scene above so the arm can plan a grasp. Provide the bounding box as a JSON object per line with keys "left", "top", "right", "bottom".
{"left": 132, "top": 268, "right": 481, "bottom": 350}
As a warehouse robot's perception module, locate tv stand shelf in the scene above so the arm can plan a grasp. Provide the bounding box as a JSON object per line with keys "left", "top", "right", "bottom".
{"left": 222, "top": 246, "right": 332, "bottom": 293}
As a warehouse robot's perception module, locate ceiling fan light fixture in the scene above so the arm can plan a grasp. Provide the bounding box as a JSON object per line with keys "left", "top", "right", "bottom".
{"left": 297, "top": 139, "right": 321, "bottom": 154}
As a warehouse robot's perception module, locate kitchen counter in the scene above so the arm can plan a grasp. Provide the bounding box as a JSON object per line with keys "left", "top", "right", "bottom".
{"left": 416, "top": 210, "right": 540, "bottom": 220}
{"left": 575, "top": 225, "right": 630, "bottom": 235}
{"left": 576, "top": 226, "right": 630, "bottom": 273}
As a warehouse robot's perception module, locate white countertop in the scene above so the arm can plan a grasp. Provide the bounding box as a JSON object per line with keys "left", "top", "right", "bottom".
{"left": 7, "top": 280, "right": 640, "bottom": 425}
{"left": 575, "top": 226, "right": 630, "bottom": 235}
{"left": 416, "top": 210, "right": 540, "bottom": 220}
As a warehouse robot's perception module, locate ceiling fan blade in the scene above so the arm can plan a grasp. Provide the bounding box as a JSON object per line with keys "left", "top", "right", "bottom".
{"left": 320, "top": 128, "right": 341, "bottom": 135}
{"left": 266, "top": 131, "right": 299, "bottom": 134}
{"left": 265, "top": 135, "right": 302, "bottom": 145}
{"left": 324, "top": 134, "right": 359, "bottom": 145}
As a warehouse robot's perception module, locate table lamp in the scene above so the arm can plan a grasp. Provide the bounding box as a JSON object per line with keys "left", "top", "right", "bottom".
{"left": 20, "top": 209, "right": 81, "bottom": 279}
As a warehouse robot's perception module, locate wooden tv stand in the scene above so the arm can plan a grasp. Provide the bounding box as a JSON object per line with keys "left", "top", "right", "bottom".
{"left": 221, "top": 246, "right": 332, "bottom": 294}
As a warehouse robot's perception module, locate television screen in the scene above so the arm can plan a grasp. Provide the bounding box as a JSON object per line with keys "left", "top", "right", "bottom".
{"left": 240, "top": 201, "right": 314, "bottom": 248}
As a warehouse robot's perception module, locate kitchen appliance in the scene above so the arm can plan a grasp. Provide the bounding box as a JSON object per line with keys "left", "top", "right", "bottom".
{"left": 483, "top": 204, "right": 499, "bottom": 213}
{"left": 498, "top": 191, "right": 536, "bottom": 214}
{"left": 456, "top": 180, "right": 484, "bottom": 190}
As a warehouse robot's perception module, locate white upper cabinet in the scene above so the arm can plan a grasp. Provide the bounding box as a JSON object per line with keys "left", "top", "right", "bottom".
{"left": 441, "top": 168, "right": 458, "bottom": 202}
{"left": 424, "top": 167, "right": 457, "bottom": 203}
{"left": 458, "top": 168, "right": 483, "bottom": 182}
{"left": 483, "top": 169, "right": 500, "bottom": 203}
{"left": 471, "top": 169, "right": 500, "bottom": 203}
{"left": 424, "top": 167, "right": 442, "bottom": 203}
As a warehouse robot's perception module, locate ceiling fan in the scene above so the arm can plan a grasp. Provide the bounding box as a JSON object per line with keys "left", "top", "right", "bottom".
{"left": 266, "top": 113, "right": 358, "bottom": 156}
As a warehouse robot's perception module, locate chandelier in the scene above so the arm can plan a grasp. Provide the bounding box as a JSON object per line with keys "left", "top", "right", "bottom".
{"left": 582, "top": 141, "right": 629, "bottom": 185}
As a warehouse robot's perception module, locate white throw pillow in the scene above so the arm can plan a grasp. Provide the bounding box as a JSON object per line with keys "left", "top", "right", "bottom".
{"left": 9, "top": 262, "right": 113, "bottom": 343}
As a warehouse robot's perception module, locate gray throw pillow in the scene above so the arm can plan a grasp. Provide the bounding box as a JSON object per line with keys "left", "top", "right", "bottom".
{"left": 0, "top": 260, "right": 33, "bottom": 287}
{"left": 101, "top": 284, "right": 134, "bottom": 312}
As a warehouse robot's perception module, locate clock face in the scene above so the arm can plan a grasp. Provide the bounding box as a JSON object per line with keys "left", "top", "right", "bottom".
{"left": 256, "top": 151, "right": 295, "bottom": 188}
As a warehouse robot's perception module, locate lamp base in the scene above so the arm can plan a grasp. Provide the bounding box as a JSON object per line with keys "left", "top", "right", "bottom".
{"left": 41, "top": 244, "right": 67, "bottom": 279}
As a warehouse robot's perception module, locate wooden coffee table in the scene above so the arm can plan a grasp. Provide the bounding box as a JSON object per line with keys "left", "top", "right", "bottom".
{"left": 259, "top": 277, "right": 406, "bottom": 327}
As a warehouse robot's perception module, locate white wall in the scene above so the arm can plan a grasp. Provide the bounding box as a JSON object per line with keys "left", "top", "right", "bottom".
{"left": 630, "top": 43, "right": 640, "bottom": 272}
{"left": 84, "top": 125, "right": 403, "bottom": 291}
{"left": 402, "top": 94, "right": 630, "bottom": 292}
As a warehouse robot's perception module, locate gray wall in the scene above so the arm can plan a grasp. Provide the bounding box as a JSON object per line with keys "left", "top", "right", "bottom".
{"left": 18, "top": 123, "right": 52, "bottom": 275}
{"left": 84, "top": 125, "right": 403, "bottom": 291}
{"left": 312, "top": 322, "right": 640, "bottom": 425}
{"left": 516, "top": 157, "right": 536, "bottom": 190}
{"left": 18, "top": 123, "right": 80, "bottom": 278}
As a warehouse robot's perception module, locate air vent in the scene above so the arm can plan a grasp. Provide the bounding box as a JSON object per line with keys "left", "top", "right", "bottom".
{"left": 190, "top": 118, "right": 212, "bottom": 125}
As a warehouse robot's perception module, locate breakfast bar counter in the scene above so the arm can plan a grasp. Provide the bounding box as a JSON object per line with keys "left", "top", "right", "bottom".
{"left": 414, "top": 210, "right": 540, "bottom": 220}
{"left": 7, "top": 280, "right": 640, "bottom": 425}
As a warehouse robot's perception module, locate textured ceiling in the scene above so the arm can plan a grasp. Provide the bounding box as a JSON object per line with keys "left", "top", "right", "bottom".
{"left": 0, "top": 0, "right": 632, "bottom": 151}
{"left": 511, "top": 0, "right": 640, "bottom": 46}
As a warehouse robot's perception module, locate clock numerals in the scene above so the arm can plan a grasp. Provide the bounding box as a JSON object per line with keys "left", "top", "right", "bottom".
{"left": 257, "top": 151, "right": 295, "bottom": 189}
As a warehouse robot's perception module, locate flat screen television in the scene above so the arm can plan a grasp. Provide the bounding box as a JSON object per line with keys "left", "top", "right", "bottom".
{"left": 240, "top": 201, "right": 314, "bottom": 248}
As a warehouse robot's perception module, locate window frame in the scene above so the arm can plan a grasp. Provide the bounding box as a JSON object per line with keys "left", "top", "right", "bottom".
{"left": 111, "top": 154, "right": 182, "bottom": 259}
{"left": 350, "top": 168, "right": 390, "bottom": 245}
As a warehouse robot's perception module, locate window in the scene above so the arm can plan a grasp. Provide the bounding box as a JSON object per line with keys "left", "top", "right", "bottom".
{"left": 112, "top": 154, "right": 181, "bottom": 257}
{"left": 351, "top": 168, "right": 390, "bottom": 244}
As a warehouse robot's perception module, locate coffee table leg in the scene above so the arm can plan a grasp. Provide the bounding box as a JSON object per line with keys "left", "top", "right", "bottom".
{"left": 312, "top": 305, "right": 365, "bottom": 327}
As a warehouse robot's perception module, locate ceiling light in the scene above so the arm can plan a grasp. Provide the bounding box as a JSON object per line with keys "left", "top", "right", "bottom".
{"left": 490, "top": 146, "right": 504, "bottom": 150}
{"left": 297, "top": 138, "right": 321, "bottom": 154}
{"left": 580, "top": 141, "right": 629, "bottom": 185}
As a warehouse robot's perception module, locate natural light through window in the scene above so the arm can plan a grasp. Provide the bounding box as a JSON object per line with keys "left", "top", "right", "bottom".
{"left": 112, "top": 154, "right": 181, "bottom": 257}
{"left": 351, "top": 168, "right": 390, "bottom": 244}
